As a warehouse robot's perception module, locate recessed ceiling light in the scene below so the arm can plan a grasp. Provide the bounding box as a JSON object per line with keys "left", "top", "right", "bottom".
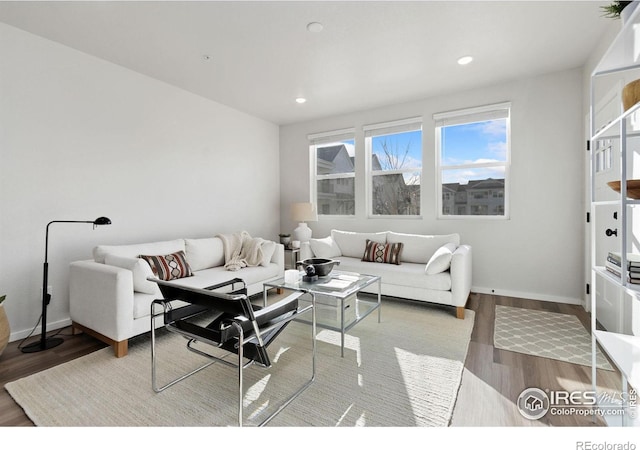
{"left": 307, "top": 22, "right": 324, "bottom": 33}
{"left": 457, "top": 56, "right": 473, "bottom": 65}
{"left": 295, "top": 97, "right": 307, "bottom": 104}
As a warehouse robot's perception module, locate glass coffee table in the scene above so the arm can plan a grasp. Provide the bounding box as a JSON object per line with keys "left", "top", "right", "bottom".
{"left": 263, "top": 271, "right": 381, "bottom": 357}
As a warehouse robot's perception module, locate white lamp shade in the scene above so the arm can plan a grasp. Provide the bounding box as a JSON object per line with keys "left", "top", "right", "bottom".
{"left": 290, "top": 203, "right": 318, "bottom": 222}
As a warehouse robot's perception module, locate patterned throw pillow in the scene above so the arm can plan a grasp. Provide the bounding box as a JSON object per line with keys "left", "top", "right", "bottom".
{"left": 361, "top": 239, "right": 403, "bottom": 265}
{"left": 139, "top": 250, "right": 193, "bottom": 281}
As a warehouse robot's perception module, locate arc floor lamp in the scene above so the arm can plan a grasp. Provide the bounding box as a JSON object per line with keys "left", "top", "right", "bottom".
{"left": 21, "top": 216, "right": 112, "bottom": 353}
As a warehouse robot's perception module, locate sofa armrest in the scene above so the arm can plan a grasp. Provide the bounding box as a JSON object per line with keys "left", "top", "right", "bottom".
{"left": 271, "top": 243, "right": 285, "bottom": 276}
{"left": 300, "top": 242, "right": 314, "bottom": 260}
{"left": 450, "top": 245, "right": 472, "bottom": 307}
{"left": 69, "top": 260, "right": 135, "bottom": 342}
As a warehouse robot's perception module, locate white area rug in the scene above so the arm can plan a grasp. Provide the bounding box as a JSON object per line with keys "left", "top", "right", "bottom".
{"left": 493, "top": 305, "right": 613, "bottom": 370}
{"left": 6, "top": 299, "right": 474, "bottom": 427}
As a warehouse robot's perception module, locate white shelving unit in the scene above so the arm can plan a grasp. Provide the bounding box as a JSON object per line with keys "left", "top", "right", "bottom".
{"left": 590, "top": 7, "right": 640, "bottom": 427}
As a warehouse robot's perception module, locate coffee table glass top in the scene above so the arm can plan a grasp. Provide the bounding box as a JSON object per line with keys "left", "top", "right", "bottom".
{"left": 265, "top": 270, "right": 380, "bottom": 298}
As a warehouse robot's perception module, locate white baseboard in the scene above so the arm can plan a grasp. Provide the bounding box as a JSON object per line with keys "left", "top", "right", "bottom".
{"left": 9, "top": 317, "right": 72, "bottom": 343}
{"left": 472, "top": 286, "right": 583, "bottom": 306}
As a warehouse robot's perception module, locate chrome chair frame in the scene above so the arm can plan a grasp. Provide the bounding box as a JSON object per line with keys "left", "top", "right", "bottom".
{"left": 150, "top": 277, "right": 316, "bottom": 427}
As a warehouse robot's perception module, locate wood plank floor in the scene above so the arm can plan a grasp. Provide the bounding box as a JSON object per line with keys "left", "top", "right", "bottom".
{"left": 0, "top": 292, "right": 623, "bottom": 427}
{"left": 451, "top": 293, "right": 620, "bottom": 427}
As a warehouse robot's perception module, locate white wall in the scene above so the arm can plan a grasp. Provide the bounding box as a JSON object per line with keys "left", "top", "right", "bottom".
{"left": 280, "top": 69, "right": 585, "bottom": 304}
{"left": 0, "top": 23, "right": 280, "bottom": 341}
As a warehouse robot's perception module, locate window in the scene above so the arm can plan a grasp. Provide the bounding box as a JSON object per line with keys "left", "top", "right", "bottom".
{"left": 594, "top": 139, "right": 613, "bottom": 173}
{"left": 309, "top": 128, "right": 356, "bottom": 216}
{"left": 435, "top": 102, "right": 510, "bottom": 218}
{"left": 364, "top": 118, "right": 422, "bottom": 216}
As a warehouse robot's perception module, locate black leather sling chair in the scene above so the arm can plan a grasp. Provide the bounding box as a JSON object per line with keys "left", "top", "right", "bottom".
{"left": 149, "top": 277, "right": 316, "bottom": 426}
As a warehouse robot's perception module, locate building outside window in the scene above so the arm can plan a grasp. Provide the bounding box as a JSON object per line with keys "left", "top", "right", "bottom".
{"left": 364, "top": 118, "right": 422, "bottom": 216}
{"left": 434, "top": 102, "right": 511, "bottom": 218}
{"left": 309, "top": 128, "right": 356, "bottom": 216}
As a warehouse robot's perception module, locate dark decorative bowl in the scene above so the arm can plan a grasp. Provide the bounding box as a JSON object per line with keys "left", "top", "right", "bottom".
{"left": 297, "top": 258, "right": 341, "bottom": 277}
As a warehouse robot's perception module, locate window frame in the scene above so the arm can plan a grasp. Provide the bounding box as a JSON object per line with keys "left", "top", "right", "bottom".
{"left": 434, "top": 102, "right": 511, "bottom": 220}
{"left": 364, "top": 117, "right": 423, "bottom": 219}
{"left": 308, "top": 128, "right": 356, "bottom": 218}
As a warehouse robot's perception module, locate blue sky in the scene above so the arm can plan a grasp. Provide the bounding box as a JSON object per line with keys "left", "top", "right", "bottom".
{"left": 372, "top": 130, "right": 422, "bottom": 170}
{"left": 442, "top": 119, "right": 507, "bottom": 166}
{"left": 441, "top": 119, "right": 507, "bottom": 185}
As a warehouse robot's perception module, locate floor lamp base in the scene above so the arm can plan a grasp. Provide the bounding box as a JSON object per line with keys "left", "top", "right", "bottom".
{"left": 21, "top": 336, "right": 64, "bottom": 353}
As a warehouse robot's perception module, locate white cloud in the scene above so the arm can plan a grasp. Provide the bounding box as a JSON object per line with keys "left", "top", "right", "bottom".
{"left": 488, "top": 141, "right": 507, "bottom": 159}
{"left": 481, "top": 119, "right": 507, "bottom": 136}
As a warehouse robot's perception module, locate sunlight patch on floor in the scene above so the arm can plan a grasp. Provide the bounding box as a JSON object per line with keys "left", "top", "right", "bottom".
{"left": 244, "top": 373, "right": 270, "bottom": 408}
{"left": 272, "top": 346, "right": 290, "bottom": 362}
{"left": 452, "top": 368, "right": 546, "bottom": 427}
{"left": 336, "top": 403, "right": 354, "bottom": 426}
{"left": 393, "top": 347, "right": 423, "bottom": 419}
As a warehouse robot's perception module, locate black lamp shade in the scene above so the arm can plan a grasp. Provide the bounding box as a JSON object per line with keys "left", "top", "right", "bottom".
{"left": 93, "top": 217, "right": 111, "bottom": 225}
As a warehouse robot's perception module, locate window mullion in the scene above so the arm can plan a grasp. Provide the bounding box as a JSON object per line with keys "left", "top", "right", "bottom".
{"left": 317, "top": 173, "right": 355, "bottom": 180}
{"left": 441, "top": 161, "right": 507, "bottom": 171}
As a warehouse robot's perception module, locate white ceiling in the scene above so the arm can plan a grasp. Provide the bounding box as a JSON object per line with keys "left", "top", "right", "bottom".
{"left": 0, "top": 0, "right": 612, "bottom": 125}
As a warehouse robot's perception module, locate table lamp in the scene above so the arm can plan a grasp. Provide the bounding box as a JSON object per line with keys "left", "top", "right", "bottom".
{"left": 291, "top": 203, "right": 317, "bottom": 243}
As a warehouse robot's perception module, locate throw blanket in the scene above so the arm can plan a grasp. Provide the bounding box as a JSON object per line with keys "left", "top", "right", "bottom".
{"left": 217, "top": 231, "right": 265, "bottom": 271}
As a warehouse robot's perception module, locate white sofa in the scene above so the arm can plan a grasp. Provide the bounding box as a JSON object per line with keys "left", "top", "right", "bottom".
{"left": 300, "top": 230, "right": 472, "bottom": 319}
{"left": 69, "top": 236, "right": 284, "bottom": 357}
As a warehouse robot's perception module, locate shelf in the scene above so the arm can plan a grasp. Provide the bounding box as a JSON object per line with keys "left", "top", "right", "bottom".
{"left": 591, "top": 200, "right": 640, "bottom": 206}
{"left": 590, "top": 5, "right": 640, "bottom": 427}
{"left": 592, "top": 102, "right": 640, "bottom": 140}
{"left": 595, "top": 330, "right": 640, "bottom": 389}
{"left": 594, "top": 266, "right": 640, "bottom": 295}
{"left": 593, "top": 5, "right": 640, "bottom": 76}
{"left": 296, "top": 295, "right": 379, "bottom": 332}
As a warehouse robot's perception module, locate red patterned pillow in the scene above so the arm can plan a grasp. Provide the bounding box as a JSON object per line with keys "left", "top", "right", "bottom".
{"left": 362, "top": 239, "right": 403, "bottom": 265}
{"left": 139, "top": 250, "right": 193, "bottom": 281}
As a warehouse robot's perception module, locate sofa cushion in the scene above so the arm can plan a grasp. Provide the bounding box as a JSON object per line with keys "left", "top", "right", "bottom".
{"left": 167, "top": 263, "right": 281, "bottom": 290}
{"left": 336, "top": 256, "right": 452, "bottom": 291}
{"left": 425, "top": 243, "right": 457, "bottom": 275}
{"left": 386, "top": 232, "right": 460, "bottom": 264}
{"left": 93, "top": 239, "right": 185, "bottom": 264}
{"left": 184, "top": 237, "right": 225, "bottom": 271}
{"left": 139, "top": 251, "right": 193, "bottom": 281}
{"left": 362, "top": 239, "right": 403, "bottom": 265}
{"left": 261, "top": 240, "right": 276, "bottom": 266}
{"left": 104, "top": 254, "right": 159, "bottom": 295}
{"left": 309, "top": 236, "right": 342, "bottom": 258}
{"left": 331, "top": 230, "right": 386, "bottom": 258}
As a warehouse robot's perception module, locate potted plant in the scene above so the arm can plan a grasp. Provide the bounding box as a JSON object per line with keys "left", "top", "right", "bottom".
{"left": 0, "top": 295, "right": 9, "bottom": 356}
{"left": 601, "top": 1, "right": 634, "bottom": 19}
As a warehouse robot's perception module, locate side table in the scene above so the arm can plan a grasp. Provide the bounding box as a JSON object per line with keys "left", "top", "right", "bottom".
{"left": 284, "top": 247, "right": 300, "bottom": 270}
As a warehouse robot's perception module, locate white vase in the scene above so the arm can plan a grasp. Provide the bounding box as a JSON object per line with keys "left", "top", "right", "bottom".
{"left": 0, "top": 304, "right": 9, "bottom": 357}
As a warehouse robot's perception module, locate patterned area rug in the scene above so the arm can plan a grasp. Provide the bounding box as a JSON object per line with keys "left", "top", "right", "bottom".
{"left": 493, "top": 305, "right": 613, "bottom": 370}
